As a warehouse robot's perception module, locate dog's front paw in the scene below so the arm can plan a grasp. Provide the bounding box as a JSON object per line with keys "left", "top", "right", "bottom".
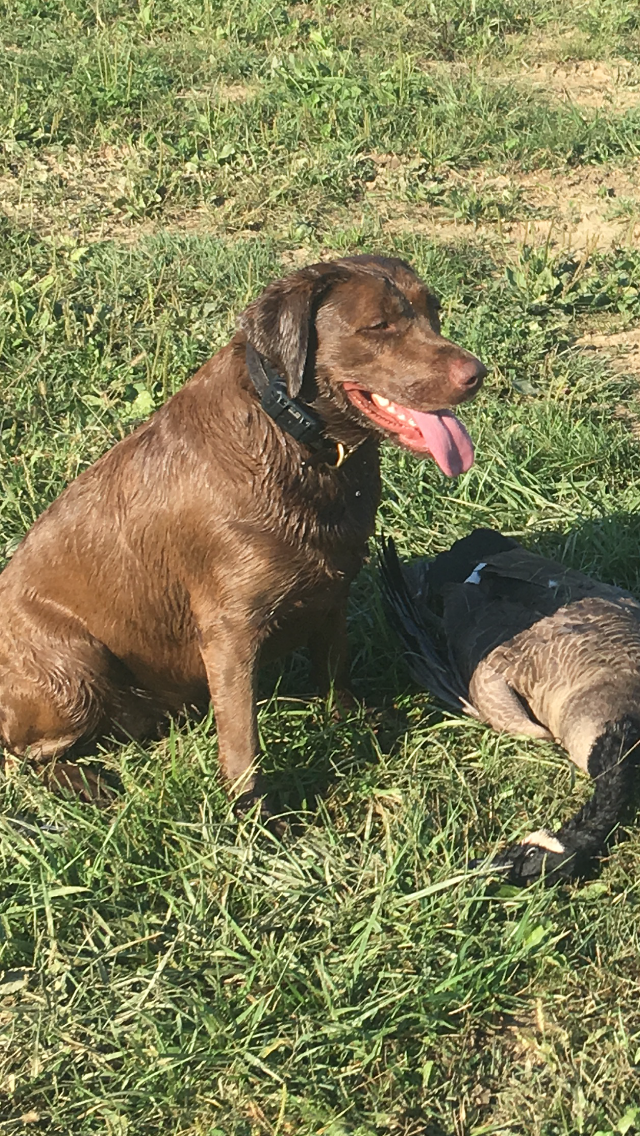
{"left": 232, "top": 789, "right": 288, "bottom": 837}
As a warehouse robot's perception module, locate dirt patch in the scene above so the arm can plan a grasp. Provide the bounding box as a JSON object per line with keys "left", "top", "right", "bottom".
{"left": 506, "top": 164, "right": 640, "bottom": 251}
{"left": 520, "top": 59, "right": 640, "bottom": 110}
{"left": 577, "top": 326, "right": 640, "bottom": 376}
{"left": 365, "top": 157, "right": 640, "bottom": 254}
{"left": 2, "top": 140, "right": 639, "bottom": 255}
{"left": 419, "top": 53, "right": 640, "bottom": 110}
{"left": 0, "top": 143, "right": 227, "bottom": 245}
{"left": 576, "top": 324, "right": 640, "bottom": 438}
{"left": 1, "top": 144, "right": 142, "bottom": 244}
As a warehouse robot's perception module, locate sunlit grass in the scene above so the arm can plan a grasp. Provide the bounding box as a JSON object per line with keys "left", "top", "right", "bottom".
{"left": 2, "top": 1, "right": 640, "bottom": 1133}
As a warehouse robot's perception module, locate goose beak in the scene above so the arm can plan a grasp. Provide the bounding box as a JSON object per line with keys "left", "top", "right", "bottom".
{"left": 470, "top": 842, "right": 579, "bottom": 886}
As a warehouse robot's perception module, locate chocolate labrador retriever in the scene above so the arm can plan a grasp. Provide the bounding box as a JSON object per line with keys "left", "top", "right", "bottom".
{"left": 0, "top": 255, "right": 485, "bottom": 811}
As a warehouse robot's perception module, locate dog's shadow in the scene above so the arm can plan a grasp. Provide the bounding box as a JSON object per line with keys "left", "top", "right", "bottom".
{"left": 255, "top": 558, "right": 445, "bottom": 816}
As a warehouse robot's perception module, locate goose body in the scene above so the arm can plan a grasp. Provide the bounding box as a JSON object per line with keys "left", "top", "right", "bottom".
{"left": 381, "top": 529, "right": 640, "bottom": 883}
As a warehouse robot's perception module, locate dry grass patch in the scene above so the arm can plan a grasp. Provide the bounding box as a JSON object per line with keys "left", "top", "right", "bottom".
{"left": 507, "top": 164, "right": 640, "bottom": 252}
{"left": 176, "top": 80, "right": 258, "bottom": 104}
{"left": 0, "top": 143, "right": 226, "bottom": 244}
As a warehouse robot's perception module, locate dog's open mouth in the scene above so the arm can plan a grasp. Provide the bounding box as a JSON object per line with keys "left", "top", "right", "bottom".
{"left": 342, "top": 382, "right": 474, "bottom": 477}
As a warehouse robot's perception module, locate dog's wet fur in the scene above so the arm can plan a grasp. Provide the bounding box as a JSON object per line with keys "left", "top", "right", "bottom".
{"left": 0, "top": 255, "right": 485, "bottom": 809}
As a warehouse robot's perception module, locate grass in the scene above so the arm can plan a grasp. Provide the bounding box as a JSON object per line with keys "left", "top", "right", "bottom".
{"left": 3, "top": 2, "right": 640, "bottom": 1134}
{"left": 3, "top": 0, "right": 640, "bottom": 239}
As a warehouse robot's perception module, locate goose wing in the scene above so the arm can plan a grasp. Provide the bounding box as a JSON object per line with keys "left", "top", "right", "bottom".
{"left": 441, "top": 540, "right": 640, "bottom": 680}
{"left": 378, "top": 537, "right": 480, "bottom": 717}
{"left": 478, "top": 546, "right": 632, "bottom": 606}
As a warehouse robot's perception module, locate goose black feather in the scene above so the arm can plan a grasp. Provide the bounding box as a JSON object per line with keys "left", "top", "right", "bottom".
{"left": 380, "top": 529, "right": 640, "bottom": 884}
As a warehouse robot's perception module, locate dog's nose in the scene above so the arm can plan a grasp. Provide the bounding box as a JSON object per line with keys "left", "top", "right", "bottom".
{"left": 449, "top": 355, "right": 487, "bottom": 390}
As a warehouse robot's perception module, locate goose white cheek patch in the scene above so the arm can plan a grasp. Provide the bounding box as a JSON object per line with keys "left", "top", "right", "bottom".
{"left": 522, "top": 830, "right": 566, "bottom": 854}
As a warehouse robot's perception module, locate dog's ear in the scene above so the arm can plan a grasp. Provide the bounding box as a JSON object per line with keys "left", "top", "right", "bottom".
{"left": 238, "top": 263, "right": 348, "bottom": 397}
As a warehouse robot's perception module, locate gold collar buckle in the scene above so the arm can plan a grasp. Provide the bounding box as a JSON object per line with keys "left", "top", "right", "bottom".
{"left": 333, "top": 442, "right": 346, "bottom": 468}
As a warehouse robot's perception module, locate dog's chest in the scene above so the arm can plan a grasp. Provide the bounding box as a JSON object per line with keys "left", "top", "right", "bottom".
{"left": 288, "top": 447, "right": 380, "bottom": 559}
{"left": 253, "top": 447, "right": 380, "bottom": 620}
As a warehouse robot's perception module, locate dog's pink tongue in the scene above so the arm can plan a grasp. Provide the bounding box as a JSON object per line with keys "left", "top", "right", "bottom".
{"left": 407, "top": 409, "right": 475, "bottom": 477}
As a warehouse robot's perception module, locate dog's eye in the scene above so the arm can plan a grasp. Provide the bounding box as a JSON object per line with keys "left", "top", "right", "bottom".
{"left": 361, "top": 320, "right": 393, "bottom": 332}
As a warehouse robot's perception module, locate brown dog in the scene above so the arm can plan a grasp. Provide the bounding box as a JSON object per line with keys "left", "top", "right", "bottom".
{"left": 0, "top": 255, "right": 485, "bottom": 809}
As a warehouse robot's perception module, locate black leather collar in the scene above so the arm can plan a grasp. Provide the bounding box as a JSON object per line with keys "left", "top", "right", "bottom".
{"left": 245, "top": 342, "right": 347, "bottom": 468}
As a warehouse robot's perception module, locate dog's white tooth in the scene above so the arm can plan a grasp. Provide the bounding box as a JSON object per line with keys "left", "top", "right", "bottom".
{"left": 396, "top": 411, "right": 406, "bottom": 422}
{"left": 372, "top": 394, "right": 390, "bottom": 408}
{"left": 407, "top": 417, "right": 417, "bottom": 427}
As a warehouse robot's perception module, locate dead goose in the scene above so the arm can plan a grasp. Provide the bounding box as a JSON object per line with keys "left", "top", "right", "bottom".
{"left": 380, "top": 528, "right": 640, "bottom": 884}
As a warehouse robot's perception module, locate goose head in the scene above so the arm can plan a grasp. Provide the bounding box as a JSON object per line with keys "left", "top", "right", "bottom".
{"left": 489, "top": 830, "right": 581, "bottom": 885}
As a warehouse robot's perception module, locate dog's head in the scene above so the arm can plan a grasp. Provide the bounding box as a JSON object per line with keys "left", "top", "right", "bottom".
{"left": 238, "top": 255, "right": 486, "bottom": 477}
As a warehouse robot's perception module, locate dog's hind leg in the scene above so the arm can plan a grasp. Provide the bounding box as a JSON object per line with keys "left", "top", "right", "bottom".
{"left": 0, "top": 623, "right": 155, "bottom": 796}
{"left": 0, "top": 670, "right": 106, "bottom": 801}
{"left": 0, "top": 675, "right": 91, "bottom": 760}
